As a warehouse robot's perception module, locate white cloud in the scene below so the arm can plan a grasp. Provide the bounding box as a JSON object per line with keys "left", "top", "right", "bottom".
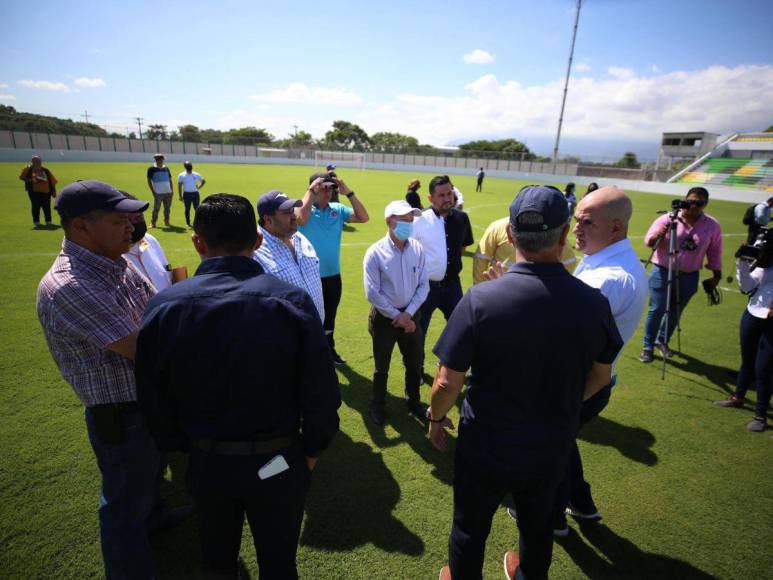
{"left": 575, "top": 61, "right": 592, "bottom": 73}
{"left": 463, "top": 49, "right": 495, "bottom": 65}
{"left": 0, "top": 94, "right": 15, "bottom": 102}
{"left": 74, "top": 77, "right": 106, "bottom": 88}
{"left": 651, "top": 64, "right": 661, "bottom": 73}
{"left": 608, "top": 66, "right": 635, "bottom": 80}
{"left": 354, "top": 64, "right": 773, "bottom": 145}
{"left": 17, "top": 79, "right": 69, "bottom": 92}
{"left": 249, "top": 82, "right": 362, "bottom": 106}
{"left": 0, "top": 83, "right": 8, "bottom": 89}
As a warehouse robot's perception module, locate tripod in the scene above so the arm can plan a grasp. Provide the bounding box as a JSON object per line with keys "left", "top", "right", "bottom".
{"left": 644, "top": 206, "right": 682, "bottom": 380}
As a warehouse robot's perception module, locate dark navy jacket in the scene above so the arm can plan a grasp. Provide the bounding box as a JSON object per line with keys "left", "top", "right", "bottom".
{"left": 135, "top": 256, "right": 341, "bottom": 457}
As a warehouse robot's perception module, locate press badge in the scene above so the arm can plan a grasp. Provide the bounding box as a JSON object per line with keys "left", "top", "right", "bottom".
{"left": 258, "top": 455, "right": 290, "bottom": 480}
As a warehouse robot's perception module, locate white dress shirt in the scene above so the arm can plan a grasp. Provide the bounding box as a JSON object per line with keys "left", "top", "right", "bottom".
{"left": 574, "top": 238, "right": 649, "bottom": 367}
{"left": 363, "top": 235, "right": 429, "bottom": 319}
{"left": 412, "top": 209, "right": 447, "bottom": 281}
{"left": 124, "top": 233, "right": 172, "bottom": 292}
{"left": 736, "top": 259, "right": 773, "bottom": 319}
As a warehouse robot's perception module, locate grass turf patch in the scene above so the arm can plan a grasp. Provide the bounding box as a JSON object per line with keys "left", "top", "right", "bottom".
{"left": 0, "top": 162, "right": 771, "bottom": 578}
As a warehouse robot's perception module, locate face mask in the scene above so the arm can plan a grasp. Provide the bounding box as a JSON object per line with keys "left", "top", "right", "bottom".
{"left": 131, "top": 220, "right": 147, "bottom": 244}
{"left": 393, "top": 221, "right": 413, "bottom": 241}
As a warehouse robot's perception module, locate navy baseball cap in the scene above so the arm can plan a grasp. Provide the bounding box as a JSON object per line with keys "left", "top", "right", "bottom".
{"left": 55, "top": 180, "right": 149, "bottom": 218}
{"left": 257, "top": 190, "right": 302, "bottom": 217}
{"left": 326, "top": 163, "right": 336, "bottom": 171}
{"left": 509, "top": 185, "right": 570, "bottom": 232}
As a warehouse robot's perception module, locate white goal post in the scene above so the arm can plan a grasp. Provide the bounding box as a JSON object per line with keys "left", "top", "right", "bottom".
{"left": 314, "top": 150, "right": 366, "bottom": 171}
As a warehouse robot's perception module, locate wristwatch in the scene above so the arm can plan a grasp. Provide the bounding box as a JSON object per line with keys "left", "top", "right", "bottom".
{"left": 346, "top": 191, "right": 355, "bottom": 199}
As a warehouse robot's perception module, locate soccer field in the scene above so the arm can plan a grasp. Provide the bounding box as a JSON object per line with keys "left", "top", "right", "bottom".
{"left": 1, "top": 161, "right": 770, "bottom": 579}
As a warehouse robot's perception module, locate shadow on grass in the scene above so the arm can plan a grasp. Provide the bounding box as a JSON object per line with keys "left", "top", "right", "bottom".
{"left": 337, "top": 364, "right": 454, "bottom": 487}
{"left": 579, "top": 416, "right": 657, "bottom": 466}
{"left": 160, "top": 224, "right": 189, "bottom": 234}
{"left": 666, "top": 351, "right": 737, "bottom": 398}
{"left": 558, "top": 521, "right": 713, "bottom": 579}
{"left": 300, "top": 430, "right": 424, "bottom": 556}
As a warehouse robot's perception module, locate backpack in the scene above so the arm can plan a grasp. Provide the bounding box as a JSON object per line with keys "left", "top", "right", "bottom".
{"left": 742, "top": 204, "right": 756, "bottom": 226}
{"left": 22, "top": 165, "right": 53, "bottom": 194}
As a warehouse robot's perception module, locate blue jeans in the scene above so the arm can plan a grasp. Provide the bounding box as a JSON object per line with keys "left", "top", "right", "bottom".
{"left": 642, "top": 267, "right": 699, "bottom": 350}
{"left": 734, "top": 309, "right": 773, "bottom": 417}
{"left": 85, "top": 408, "right": 161, "bottom": 579}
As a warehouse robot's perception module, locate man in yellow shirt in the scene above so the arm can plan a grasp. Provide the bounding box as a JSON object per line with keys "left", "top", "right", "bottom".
{"left": 473, "top": 216, "right": 576, "bottom": 284}
{"left": 19, "top": 155, "right": 58, "bottom": 228}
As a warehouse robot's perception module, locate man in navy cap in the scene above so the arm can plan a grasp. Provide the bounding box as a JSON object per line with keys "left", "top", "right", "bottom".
{"left": 428, "top": 185, "right": 623, "bottom": 580}
{"left": 37, "top": 181, "right": 164, "bottom": 579}
{"left": 255, "top": 190, "right": 325, "bottom": 321}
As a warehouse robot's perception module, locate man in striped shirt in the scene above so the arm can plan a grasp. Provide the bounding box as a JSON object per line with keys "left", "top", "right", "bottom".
{"left": 254, "top": 190, "right": 325, "bottom": 322}
{"left": 37, "top": 180, "right": 161, "bottom": 579}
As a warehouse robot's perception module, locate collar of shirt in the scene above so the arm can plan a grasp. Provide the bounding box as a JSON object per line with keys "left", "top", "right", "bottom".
{"left": 62, "top": 238, "right": 128, "bottom": 280}
{"left": 507, "top": 261, "right": 569, "bottom": 277}
{"left": 261, "top": 228, "right": 298, "bottom": 253}
{"left": 195, "top": 255, "right": 264, "bottom": 276}
{"left": 576, "top": 238, "right": 634, "bottom": 272}
{"left": 127, "top": 239, "right": 151, "bottom": 255}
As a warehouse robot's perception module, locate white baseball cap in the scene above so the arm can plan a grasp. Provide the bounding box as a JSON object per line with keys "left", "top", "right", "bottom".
{"left": 384, "top": 200, "right": 422, "bottom": 219}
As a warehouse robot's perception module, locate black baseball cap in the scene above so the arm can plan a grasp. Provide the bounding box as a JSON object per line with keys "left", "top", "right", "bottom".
{"left": 55, "top": 180, "right": 149, "bottom": 218}
{"left": 257, "top": 190, "right": 302, "bottom": 218}
{"left": 309, "top": 172, "right": 337, "bottom": 186}
{"left": 509, "top": 185, "right": 570, "bottom": 232}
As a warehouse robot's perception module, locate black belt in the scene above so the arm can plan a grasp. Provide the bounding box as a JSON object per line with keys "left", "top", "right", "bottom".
{"left": 183, "top": 191, "right": 199, "bottom": 194}
{"left": 430, "top": 277, "right": 459, "bottom": 288}
{"left": 91, "top": 401, "right": 139, "bottom": 413}
{"left": 655, "top": 264, "right": 698, "bottom": 274}
{"left": 191, "top": 434, "right": 298, "bottom": 456}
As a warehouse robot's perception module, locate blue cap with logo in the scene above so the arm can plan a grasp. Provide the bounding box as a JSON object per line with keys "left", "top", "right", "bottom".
{"left": 55, "top": 180, "right": 149, "bottom": 218}
{"left": 257, "top": 190, "right": 302, "bottom": 217}
{"left": 509, "top": 185, "right": 570, "bottom": 232}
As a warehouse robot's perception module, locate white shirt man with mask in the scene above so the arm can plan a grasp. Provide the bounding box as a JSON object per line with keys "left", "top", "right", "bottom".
{"left": 363, "top": 200, "right": 429, "bottom": 426}
{"left": 123, "top": 194, "right": 173, "bottom": 292}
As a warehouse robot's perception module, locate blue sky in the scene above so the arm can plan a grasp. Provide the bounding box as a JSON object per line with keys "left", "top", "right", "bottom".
{"left": 1, "top": 0, "right": 772, "bottom": 159}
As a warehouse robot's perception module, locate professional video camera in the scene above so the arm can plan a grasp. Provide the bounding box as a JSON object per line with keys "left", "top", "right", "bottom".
{"left": 671, "top": 199, "right": 691, "bottom": 211}
{"left": 736, "top": 226, "right": 773, "bottom": 270}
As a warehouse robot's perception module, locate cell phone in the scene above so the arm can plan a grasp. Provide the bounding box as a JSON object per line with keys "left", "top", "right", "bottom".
{"left": 258, "top": 454, "right": 290, "bottom": 480}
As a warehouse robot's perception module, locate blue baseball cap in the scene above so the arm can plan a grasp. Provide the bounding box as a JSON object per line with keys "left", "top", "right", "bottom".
{"left": 326, "top": 163, "right": 336, "bottom": 171}
{"left": 509, "top": 185, "right": 570, "bottom": 232}
{"left": 55, "top": 180, "right": 149, "bottom": 218}
{"left": 257, "top": 190, "right": 302, "bottom": 217}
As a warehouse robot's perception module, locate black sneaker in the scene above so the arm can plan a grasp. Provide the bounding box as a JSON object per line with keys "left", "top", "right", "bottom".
{"left": 331, "top": 350, "right": 347, "bottom": 366}
{"left": 566, "top": 503, "right": 602, "bottom": 522}
{"left": 655, "top": 343, "right": 673, "bottom": 359}
{"left": 639, "top": 349, "right": 654, "bottom": 363}
{"left": 369, "top": 403, "right": 386, "bottom": 426}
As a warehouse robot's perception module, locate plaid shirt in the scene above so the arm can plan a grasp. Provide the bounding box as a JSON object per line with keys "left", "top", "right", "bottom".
{"left": 37, "top": 239, "right": 155, "bottom": 406}
{"left": 254, "top": 229, "right": 325, "bottom": 322}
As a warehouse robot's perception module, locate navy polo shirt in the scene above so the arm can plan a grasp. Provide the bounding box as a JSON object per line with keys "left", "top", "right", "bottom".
{"left": 433, "top": 261, "right": 623, "bottom": 478}
{"left": 135, "top": 256, "right": 341, "bottom": 457}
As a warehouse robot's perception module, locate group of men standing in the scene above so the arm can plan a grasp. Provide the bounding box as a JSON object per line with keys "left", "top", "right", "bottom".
{"left": 146, "top": 154, "right": 206, "bottom": 227}
{"left": 34, "top": 159, "right": 732, "bottom": 579}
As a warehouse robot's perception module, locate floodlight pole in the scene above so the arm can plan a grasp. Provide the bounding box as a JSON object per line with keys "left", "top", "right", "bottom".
{"left": 552, "top": 0, "right": 582, "bottom": 171}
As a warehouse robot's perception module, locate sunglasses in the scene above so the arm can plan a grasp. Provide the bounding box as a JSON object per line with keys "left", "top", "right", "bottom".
{"left": 686, "top": 199, "right": 707, "bottom": 208}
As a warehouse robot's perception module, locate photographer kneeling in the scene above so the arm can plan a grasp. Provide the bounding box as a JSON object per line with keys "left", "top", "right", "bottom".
{"left": 714, "top": 229, "right": 773, "bottom": 432}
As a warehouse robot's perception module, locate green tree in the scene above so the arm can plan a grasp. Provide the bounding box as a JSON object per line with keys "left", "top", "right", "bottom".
{"left": 145, "top": 124, "right": 168, "bottom": 140}
{"left": 200, "top": 129, "right": 224, "bottom": 144}
{"left": 764, "top": 125, "right": 773, "bottom": 133}
{"left": 275, "top": 130, "right": 315, "bottom": 148}
{"left": 0, "top": 105, "right": 108, "bottom": 137}
{"left": 457, "top": 138, "right": 534, "bottom": 160}
{"left": 370, "top": 132, "right": 420, "bottom": 153}
{"left": 616, "top": 151, "right": 641, "bottom": 169}
{"left": 224, "top": 127, "right": 274, "bottom": 146}
{"left": 323, "top": 120, "right": 370, "bottom": 151}
{"left": 178, "top": 124, "right": 202, "bottom": 142}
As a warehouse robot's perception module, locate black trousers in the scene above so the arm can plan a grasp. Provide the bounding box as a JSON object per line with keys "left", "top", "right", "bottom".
{"left": 183, "top": 191, "right": 200, "bottom": 225}
{"left": 28, "top": 191, "right": 52, "bottom": 224}
{"left": 449, "top": 448, "right": 558, "bottom": 580}
{"left": 186, "top": 446, "right": 311, "bottom": 579}
{"left": 368, "top": 308, "right": 423, "bottom": 406}
{"left": 321, "top": 274, "right": 342, "bottom": 351}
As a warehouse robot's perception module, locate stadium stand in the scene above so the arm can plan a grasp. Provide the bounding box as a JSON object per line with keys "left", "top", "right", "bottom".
{"left": 673, "top": 133, "right": 773, "bottom": 192}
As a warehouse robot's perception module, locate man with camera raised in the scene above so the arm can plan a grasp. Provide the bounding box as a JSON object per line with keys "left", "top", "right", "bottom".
{"left": 639, "top": 187, "right": 723, "bottom": 363}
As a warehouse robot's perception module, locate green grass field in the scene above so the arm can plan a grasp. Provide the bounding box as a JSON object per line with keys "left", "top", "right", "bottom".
{"left": 1, "top": 162, "right": 771, "bottom": 579}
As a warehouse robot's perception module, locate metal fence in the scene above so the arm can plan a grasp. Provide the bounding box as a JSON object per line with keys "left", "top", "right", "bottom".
{"left": 1, "top": 129, "right": 676, "bottom": 181}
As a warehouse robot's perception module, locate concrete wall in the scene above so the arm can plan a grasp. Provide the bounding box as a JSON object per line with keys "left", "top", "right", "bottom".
{"left": 2, "top": 147, "right": 766, "bottom": 204}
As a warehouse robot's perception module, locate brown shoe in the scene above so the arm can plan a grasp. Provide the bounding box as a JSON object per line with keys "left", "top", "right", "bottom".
{"left": 503, "top": 551, "right": 521, "bottom": 580}
{"left": 438, "top": 565, "right": 451, "bottom": 580}
{"left": 713, "top": 396, "right": 744, "bottom": 408}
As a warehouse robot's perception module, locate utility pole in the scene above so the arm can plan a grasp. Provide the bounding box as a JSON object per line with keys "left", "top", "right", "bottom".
{"left": 552, "top": 0, "right": 582, "bottom": 170}
{"left": 135, "top": 117, "right": 144, "bottom": 140}
{"left": 82, "top": 110, "right": 91, "bottom": 124}
{"left": 292, "top": 124, "right": 299, "bottom": 137}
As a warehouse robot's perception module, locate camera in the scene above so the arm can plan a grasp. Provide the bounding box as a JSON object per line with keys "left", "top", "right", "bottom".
{"left": 736, "top": 227, "right": 773, "bottom": 269}
{"left": 671, "top": 199, "right": 691, "bottom": 210}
